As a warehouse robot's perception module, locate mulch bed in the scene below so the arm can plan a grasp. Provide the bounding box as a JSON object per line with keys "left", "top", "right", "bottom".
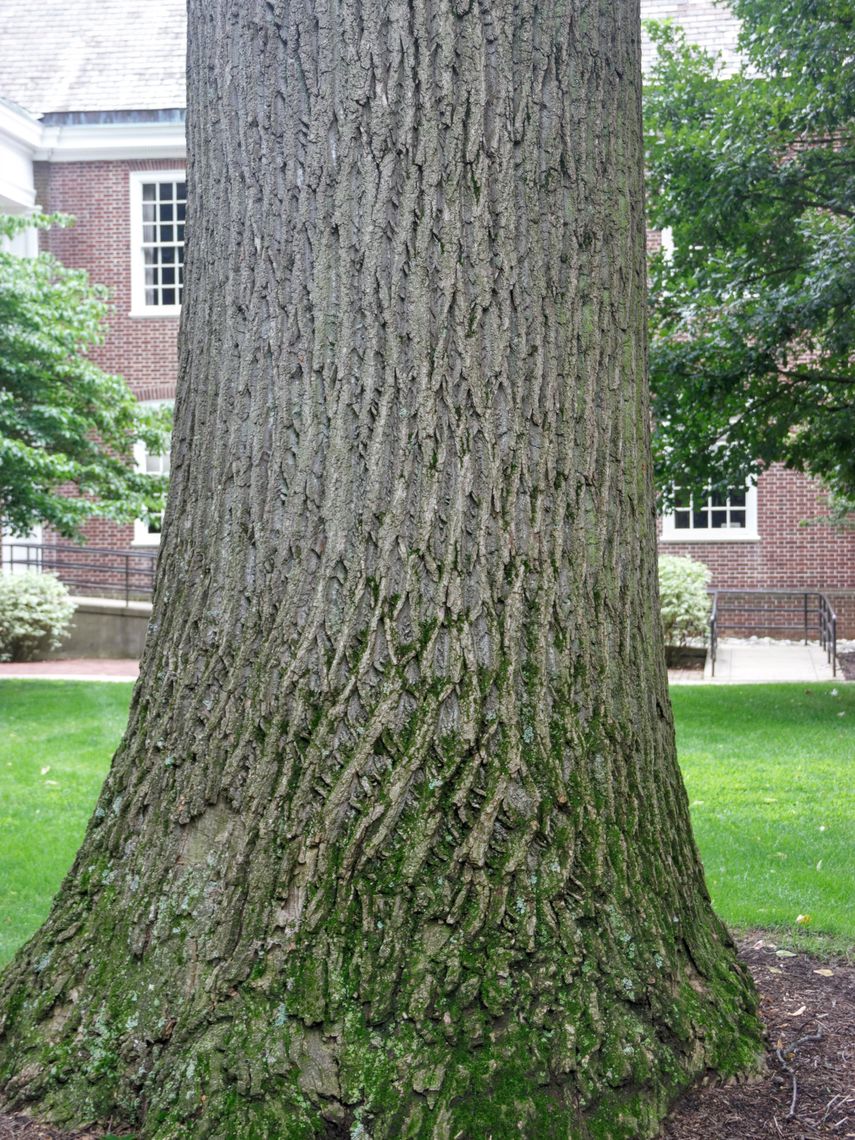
{"left": 1, "top": 936, "right": 852, "bottom": 1139}
{"left": 0, "top": 1121, "right": 105, "bottom": 1140}
{"left": 665, "top": 935, "right": 855, "bottom": 1139}
{"left": 837, "top": 651, "right": 855, "bottom": 682}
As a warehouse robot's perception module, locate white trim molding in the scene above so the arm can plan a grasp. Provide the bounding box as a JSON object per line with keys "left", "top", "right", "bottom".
{"left": 660, "top": 482, "right": 760, "bottom": 543}
{"left": 129, "top": 171, "right": 185, "bottom": 318}
{"left": 0, "top": 100, "right": 40, "bottom": 212}
{"left": 35, "top": 120, "right": 185, "bottom": 163}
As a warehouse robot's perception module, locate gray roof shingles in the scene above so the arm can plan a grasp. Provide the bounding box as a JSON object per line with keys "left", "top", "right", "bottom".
{"left": 0, "top": 0, "right": 185, "bottom": 117}
{"left": 0, "top": 0, "right": 739, "bottom": 120}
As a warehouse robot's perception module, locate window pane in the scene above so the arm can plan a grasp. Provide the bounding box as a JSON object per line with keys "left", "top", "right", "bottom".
{"left": 692, "top": 509, "right": 709, "bottom": 528}
{"left": 711, "top": 509, "right": 728, "bottom": 528}
{"left": 711, "top": 490, "right": 727, "bottom": 507}
{"left": 140, "top": 179, "right": 185, "bottom": 308}
{"left": 729, "top": 490, "right": 746, "bottom": 507}
{"left": 729, "top": 509, "right": 746, "bottom": 528}
{"left": 674, "top": 510, "right": 691, "bottom": 529}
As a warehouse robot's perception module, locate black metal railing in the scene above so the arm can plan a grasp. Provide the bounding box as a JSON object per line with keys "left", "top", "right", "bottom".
{"left": 709, "top": 592, "right": 719, "bottom": 676}
{"left": 708, "top": 589, "right": 839, "bottom": 678}
{"left": 819, "top": 593, "right": 839, "bottom": 678}
{"left": 2, "top": 542, "right": 156, "bottom": 603}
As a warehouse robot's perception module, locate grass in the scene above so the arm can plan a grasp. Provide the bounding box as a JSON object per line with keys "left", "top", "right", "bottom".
{"left": 0, "top": 680, "right": 132, "bottom": 966}
{"left": 671, "top": 683, "right": 855, "bottom": 947}
{"left": 0, "top": 680, "right": 852, "bottom": 968}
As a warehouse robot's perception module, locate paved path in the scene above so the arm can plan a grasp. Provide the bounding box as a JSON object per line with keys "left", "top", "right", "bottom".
{"left": 706, "top": 640, "right": 836, "bottom": 683}
{"left": 0, "top": 658, "right": 139, "bottom": 683}
{"left": 0, "top": 646, "right": 840, "bottom": 687}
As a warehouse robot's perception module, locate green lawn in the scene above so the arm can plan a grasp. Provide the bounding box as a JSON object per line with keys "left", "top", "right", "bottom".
{"left": 672, "top": 683, "right": 854, "bottom": 941}
{"left": 0, "top": 680, "right": 133, "bottom": 966}
{"left": 0, "top": 680, "right": 852, "bottom": 968}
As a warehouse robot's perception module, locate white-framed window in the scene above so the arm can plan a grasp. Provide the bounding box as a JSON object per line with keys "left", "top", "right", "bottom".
{"left": 132, "top": 400, "right": 173, "bottom": 546}
{"left": 2, "top": 525, "right": 42, "bottom": 571}
{"left": 660, "top": 483, "right": 759, "bottom": 542}
{"left": 129, "top": 171, "right": 186, "bottom": 317}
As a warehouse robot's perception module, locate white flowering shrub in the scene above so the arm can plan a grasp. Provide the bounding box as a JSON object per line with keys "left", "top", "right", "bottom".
{"left": 658, "top": 555, "right": 712, "bottom": 647}
{"left": 0, "top": 571, "right": 75, "bottom": 661}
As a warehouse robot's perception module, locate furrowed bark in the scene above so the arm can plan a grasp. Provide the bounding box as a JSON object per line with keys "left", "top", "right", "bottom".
{"left": 0, "top": 1, "right": 762, "bottom": 1136}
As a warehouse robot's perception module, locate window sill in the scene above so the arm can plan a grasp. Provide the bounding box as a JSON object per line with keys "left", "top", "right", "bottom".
{"left": 128, "top": 307, "right": 181, "bottom": 319}
{"left": 131, "top": 536, "right": 162, "bottom": 548}
{"left": 660, "top": 532, "right": 760, "bottom": 544}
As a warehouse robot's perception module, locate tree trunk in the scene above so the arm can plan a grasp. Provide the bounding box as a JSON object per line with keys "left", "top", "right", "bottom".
{"left": 0, "top": 1, "right": 761, "bottom": 1136}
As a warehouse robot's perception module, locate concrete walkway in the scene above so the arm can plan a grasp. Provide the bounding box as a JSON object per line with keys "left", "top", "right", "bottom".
{"left": 0, "top": 658, "right": 139, "bottom": 683}
{"left": 0, "top": 646, "right": 841, "bottom": 687}
{"left": 705, "top": 640, "right": 836, "bottom": 683}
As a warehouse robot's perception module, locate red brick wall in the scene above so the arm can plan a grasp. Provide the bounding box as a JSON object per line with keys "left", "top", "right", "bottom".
{"left": 34, "top": 158, "right": 182, "bottom": 404}
{"left": 34, "top": 158, "right": 183, "bottom": 554}
{"left": 658, "top": 464, "right": 855, "bottom": 636}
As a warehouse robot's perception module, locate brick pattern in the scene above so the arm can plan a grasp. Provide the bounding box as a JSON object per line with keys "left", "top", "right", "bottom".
{"left": 658, "top": 465, "right": 855, "bottom": 636}
{"left": 640, "top": 0, "right": 742, "bottom": 72}
{"left": 35, "top": 159, "right": 183, "bottom": 402}
{"left": 34, "top": 159, "right": 182, "bottom": 555}
{"left": 646, "top": 230, "right": 663, "bottom": 255}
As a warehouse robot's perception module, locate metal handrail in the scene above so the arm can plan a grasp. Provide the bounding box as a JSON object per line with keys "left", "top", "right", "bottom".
{"left": 818, "top": 593, "right": 838, "bottom": 678}
{"left": 709, "top": 591, "right": 718, "bottom": 677}
{"left": 709, "top": 588, "right": 839, "bottom": 678}
{"left": 2, "top": 542, "right": 157, "bottom": 603}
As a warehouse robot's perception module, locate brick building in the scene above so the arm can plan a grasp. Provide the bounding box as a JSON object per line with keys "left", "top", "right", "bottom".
{"left": 0, "top": 0, "right": 186, "bottom": 565}
{"left": 1, "top": 0, "right": 853, "bottom": 633}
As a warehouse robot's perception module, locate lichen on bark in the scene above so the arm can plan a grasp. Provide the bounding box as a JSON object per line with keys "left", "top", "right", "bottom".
{"left": 0, "top": 0, "right": 761, "bottom": 1136}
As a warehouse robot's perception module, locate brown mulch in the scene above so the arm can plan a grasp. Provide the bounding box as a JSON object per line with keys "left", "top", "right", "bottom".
{"left": 838, "top": 651, "right": 855, "bottom": 682}
{"left": 0, "top": 1121, "right": 104, "bottom": 1140}
{"left": 665, "top": 935, "right": 855, "bottom": 1139}
{"left": 1, "top": 936, "right": 852, "bottom": 1139}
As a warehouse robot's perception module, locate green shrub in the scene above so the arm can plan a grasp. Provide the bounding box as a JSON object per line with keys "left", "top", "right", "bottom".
{"left": 658, "top": 555, "right": 712, "bottom": 646}
{"left": 0, "top": 572, "right": 75, "bottom": 661}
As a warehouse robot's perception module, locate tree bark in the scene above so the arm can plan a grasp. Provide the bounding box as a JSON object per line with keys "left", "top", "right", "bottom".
{"left": 0, "top": 1, "right": 761, "bottom": 1136}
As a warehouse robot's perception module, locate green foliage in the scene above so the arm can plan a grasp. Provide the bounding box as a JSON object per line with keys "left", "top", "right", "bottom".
{"left": 658, "top": 554, "right": 712, "bottom": 646}
{"left": 644, "top": 2, "right": 855, "bottom": 513}
{"left": 0, "top": 571, "right": 75, "bottom": 661}
{"left": 0, "top": 212, "right": 170, "bottom": 538}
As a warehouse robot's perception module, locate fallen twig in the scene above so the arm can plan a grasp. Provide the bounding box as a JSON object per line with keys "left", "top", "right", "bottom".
{"left": 775, "top": 1025, "right": 824, "bottom": 1121}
